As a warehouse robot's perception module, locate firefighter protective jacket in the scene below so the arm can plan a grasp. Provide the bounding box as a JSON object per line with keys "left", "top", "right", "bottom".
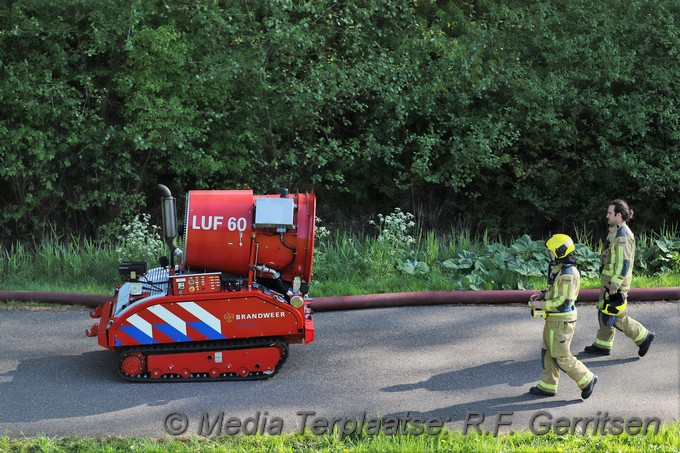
{"left": 601, "top": 222, "right": 635, "bottom": 292}
{"left": 541, "top": 262, "right": 580, "bottom": 322}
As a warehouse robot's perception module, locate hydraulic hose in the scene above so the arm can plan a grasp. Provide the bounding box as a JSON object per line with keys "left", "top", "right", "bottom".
{"left": 1, "top": 287, "right": 678, "bottom": 311}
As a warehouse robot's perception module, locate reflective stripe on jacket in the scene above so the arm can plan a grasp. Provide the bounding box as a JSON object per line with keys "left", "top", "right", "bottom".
{"left": 544, "top": 263, "right": 580, "bottom": 319}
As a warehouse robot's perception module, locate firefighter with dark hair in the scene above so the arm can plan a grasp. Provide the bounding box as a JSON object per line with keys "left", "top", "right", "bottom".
{"left": 584, "top": 199, "right": 655, "bottom": 356}
{"left": 528, "top": 234, "right": 598, "bottom": 399}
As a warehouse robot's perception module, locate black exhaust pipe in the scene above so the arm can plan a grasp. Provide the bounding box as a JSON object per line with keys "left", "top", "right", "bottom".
{"left": 158, "top": 184, "right": 183, "bottom": 265}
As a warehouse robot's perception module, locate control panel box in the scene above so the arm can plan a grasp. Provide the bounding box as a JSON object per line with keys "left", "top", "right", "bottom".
{"left": 254, "top": 198, "right": 295, "bottom": 229}
{"left": 171, "top": 273, "right": 221, "bottom": 295}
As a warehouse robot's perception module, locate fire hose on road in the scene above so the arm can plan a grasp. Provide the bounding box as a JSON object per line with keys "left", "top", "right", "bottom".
{"left": 1, "top": 287, "right": 678, "bottom": 312}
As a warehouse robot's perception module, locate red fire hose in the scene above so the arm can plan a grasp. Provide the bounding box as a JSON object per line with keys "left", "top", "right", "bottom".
{"left": 310, "top": 287, "right": 680, "bottom": 311}
{"left": 1, "top": 287, "right": 678, "bottom": 311}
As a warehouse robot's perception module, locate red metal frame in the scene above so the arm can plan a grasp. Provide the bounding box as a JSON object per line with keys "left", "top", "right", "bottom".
{"left": 144, "top": 346, "right": 283, "bottom": 379}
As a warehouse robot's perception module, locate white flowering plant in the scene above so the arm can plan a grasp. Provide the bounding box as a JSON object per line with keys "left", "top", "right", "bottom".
{"left": 368, "top": 208, "right": 428, "bottom": 277}
{"left": 116, "top": 213, "right": 166, "bottom": 266}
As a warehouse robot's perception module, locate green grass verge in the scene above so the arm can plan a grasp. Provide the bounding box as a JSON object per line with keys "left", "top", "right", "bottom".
{"left": 2, "top": 225, "right": 679, "bottom": 297}
{"left": 2, "top": 422, "right": 679, "bottom": 452}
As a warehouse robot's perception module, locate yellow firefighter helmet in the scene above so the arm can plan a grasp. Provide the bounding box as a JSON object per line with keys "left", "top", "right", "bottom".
{"left": 546, "top": 234, "right": 575, "bottom": 259}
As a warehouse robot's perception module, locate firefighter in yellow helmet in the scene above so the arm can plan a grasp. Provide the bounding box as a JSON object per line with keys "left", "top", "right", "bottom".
{"left": 583, "top": 199, "right": 655, "bottom": 356}
{"left": 528, "top": 234, "right": 598, "bottom": 399}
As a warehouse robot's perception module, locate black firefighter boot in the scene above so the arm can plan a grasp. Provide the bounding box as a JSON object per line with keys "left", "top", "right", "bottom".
{"left": 638, "top": 332, "right": 655, "bottom": 357}
{"left": 583, "top": 344, "right": 611, "bottom": 355}
{"left": 581, "top": 375, "right": 598, "bottom": 400}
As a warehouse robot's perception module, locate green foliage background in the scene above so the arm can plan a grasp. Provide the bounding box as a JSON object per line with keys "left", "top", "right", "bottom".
{"left": 1, "top": 0, "right": 678, "bottom": 242}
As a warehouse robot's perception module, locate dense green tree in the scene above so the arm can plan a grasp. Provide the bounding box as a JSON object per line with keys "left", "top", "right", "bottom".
{"left": 0, "top": 0, "right": 677, "bottom": 243}
{"left": 482, "top": 1, "right": 680, "bottom": 235}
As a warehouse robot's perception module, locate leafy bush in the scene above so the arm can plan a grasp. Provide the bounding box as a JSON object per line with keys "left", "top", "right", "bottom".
{"left": 574, "top": 244, "right": 601, "bottom": 279}
{"left": 637, "top": 237, "right": 680, "bottom": 275}
{"left": 442, "top": 236, "right": 546, "bottom": 290}
{"left": 344, "top": 210, "right": 680, "bottom": 290}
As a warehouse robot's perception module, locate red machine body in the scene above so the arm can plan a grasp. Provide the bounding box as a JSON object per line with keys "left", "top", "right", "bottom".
{"left": 183, "top": 190, "right": 315, "bottom": 284}
{"left": 86, "top": 187, "right": 316, "bottom": 382}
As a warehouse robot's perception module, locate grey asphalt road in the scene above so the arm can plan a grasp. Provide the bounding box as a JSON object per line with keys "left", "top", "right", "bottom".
{"left": 0, "top": 301, "right": 678, "bottom": 438}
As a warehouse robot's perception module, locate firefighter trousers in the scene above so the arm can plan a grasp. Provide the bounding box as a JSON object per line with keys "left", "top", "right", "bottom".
{"left": 593, "top": 287, "right": 648, "bottom": 350}
{"left": 538, "top": 317, "right": 594, "bottom": 394}
{"left": 593, "top": 308, "right": 649, "bottom": 350}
